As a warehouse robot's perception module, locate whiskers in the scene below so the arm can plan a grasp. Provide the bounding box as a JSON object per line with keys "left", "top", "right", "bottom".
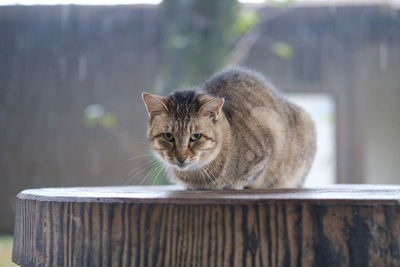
{"left": 126, "top": 154, "right": 153, "bottom": 161}
{"left": 194, "top": 162, "right": 216, "bottom": 186}
{"left": 122, "top": 154, "right": 168, "bottom": 186}
{"left": 193, "top": 162, "right": 232, "bottom": 188}
{"left": 139, "top": 162, "right": 168, "bottom": 186}
{"left": 205, "top": 162, "right": 232, "bottom": 187}
{"left": 123, "top": 154, "right": 233, "bottom": 189}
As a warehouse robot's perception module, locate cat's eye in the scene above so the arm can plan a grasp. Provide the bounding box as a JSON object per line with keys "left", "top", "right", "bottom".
{"left": 162, "top": 132, "right": 174, "bottom": 142}
{"left": 190, "top": 133, "right": 202, "bottom": 142}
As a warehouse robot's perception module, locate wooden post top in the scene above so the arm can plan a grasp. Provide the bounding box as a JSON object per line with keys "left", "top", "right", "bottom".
{"left": 13, "top": 184, "right": 400, "bottom": 266}
{"left": 17, "top": 184, "right": 400, "bottom": 205}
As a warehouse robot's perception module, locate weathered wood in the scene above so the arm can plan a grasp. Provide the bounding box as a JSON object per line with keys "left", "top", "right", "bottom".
{"left": 13, "top": 185, "right": 400, "bottom": 266}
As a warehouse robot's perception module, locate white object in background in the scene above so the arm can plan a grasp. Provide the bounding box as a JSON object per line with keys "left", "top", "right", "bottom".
{"left": 286, "top": 93, "right": 336, "bottom": 187}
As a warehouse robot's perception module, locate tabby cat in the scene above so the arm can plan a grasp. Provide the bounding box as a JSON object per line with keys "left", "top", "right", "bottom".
{"left": 142, "top": 68, "right": 316, "bottom": 189}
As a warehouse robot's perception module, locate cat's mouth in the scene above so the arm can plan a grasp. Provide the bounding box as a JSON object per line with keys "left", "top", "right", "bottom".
{"left": 173, "top": 161, "right": 196, "bottom": 171}
{"left": 177, "top": 162, "right": 187, "bottom": 168}
{"left": 175, "top": 162, "right": 190, "bottom": 169}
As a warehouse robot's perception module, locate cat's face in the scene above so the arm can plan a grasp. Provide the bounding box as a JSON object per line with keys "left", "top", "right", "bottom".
{"left": 142, "top": 91, "right": 224, "bottom": 171}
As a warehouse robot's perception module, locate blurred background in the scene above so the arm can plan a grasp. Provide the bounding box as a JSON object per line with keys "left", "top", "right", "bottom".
{"left": 0, "top": 0, "right": 400, "bottom": 264}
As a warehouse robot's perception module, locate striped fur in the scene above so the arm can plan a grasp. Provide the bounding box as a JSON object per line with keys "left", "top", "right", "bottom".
{"left": 142, "top": 68, "right": 316, "bottom": 189}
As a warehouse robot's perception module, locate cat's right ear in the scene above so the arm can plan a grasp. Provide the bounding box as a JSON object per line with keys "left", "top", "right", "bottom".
{"left": 142, "top": 92, "right": 168, "bottom": 118}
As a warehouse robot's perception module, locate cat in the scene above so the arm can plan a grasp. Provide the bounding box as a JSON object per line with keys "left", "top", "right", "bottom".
{"left": 142, "top": 67, "right": 316, "bottom": 189}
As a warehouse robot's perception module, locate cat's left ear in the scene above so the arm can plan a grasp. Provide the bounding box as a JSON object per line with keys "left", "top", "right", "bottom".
{"left": 200, "top": 97, "right": 225, "bottom": 121}
{"left": 142, "top": 92, "right": 168, "bottom": 118}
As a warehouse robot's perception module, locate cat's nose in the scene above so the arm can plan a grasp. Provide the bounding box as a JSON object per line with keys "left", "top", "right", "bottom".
{"left": 176, "top": 151, "right": 188, "bottom": 164}
{"left": 176, "top": 155, "right": 187, "bottom": 164}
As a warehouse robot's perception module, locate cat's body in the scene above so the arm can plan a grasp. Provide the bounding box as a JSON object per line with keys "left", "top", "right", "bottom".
{"left": 142, "top": 68, "right": 316, "bottom": 189}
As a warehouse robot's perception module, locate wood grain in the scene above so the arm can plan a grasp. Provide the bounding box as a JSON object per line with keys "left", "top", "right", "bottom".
{"left": 13, "top": 185, "right": 400, "bottom": 266}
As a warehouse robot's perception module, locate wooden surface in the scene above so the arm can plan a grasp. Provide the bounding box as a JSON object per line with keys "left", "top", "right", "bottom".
{"left": 13, "top": 185, "right": 400, "bottom": 266}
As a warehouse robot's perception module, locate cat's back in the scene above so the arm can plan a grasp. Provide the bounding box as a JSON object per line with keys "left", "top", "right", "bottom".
{"left": 200, "top": 68, "right": 316, "bottom": 189}
{"left": 203, "top": 68, "right": 280, "bottom": 111}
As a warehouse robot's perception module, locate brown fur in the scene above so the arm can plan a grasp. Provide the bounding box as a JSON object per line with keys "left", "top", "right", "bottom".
{"left": 142, "top": 68, "right": 316, "bottom": 189}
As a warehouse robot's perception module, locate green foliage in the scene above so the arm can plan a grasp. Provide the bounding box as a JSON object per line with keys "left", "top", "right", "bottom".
{"left": 233, "top": 11, "right": 258, "bottom": 35}
{"left": 0, "top": 236, "right": 17, "bottom": 267}
{"left": 83, "top": 104, "right": 117, "bottom": 129}
{"left": 168, "top": 34, "right": 190, "bottom": 49}
{"left": 271, "top": 42, "right": 293, "bottom": 59}
{"left": 99, "top": 113, "right": 117, "bottom": 129}
{"left": 158, "top": 0, "right": 239, "bottom": 94}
